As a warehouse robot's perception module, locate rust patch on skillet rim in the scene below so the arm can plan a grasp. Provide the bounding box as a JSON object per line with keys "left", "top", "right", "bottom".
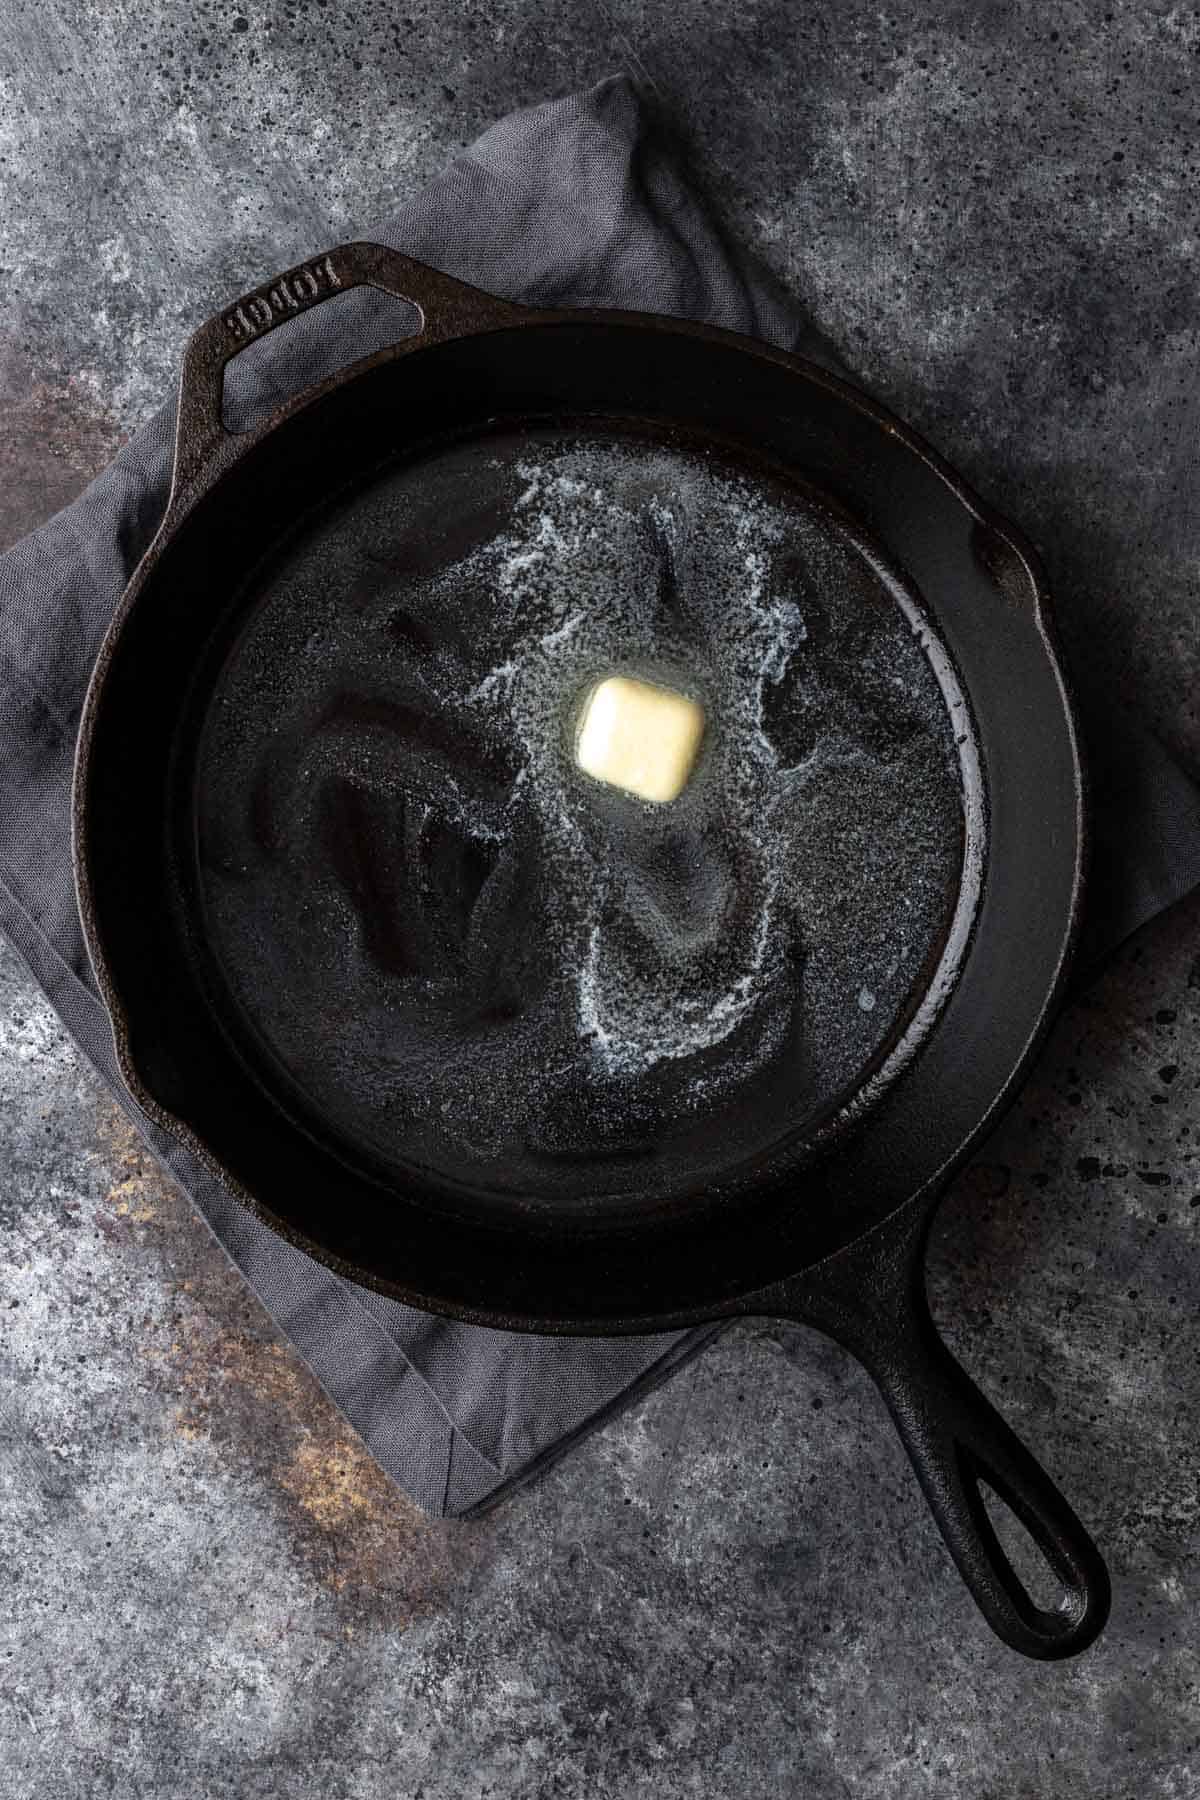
{"left": 93, "top": 1101, "right": 487, "bottom": 1627}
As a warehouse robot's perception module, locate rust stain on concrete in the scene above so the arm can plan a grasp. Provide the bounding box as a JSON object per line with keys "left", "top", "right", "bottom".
{"left": 95, "top": 1107, "right": 174, "bottom": 1237}
{"left": 0, "top": 335, "right": 125, "bottom": 550}
{"left": 98, "top": 1113, "right": 165, "bottom": 1225}
{"left": 91, "top": 1099, "right": 485, "bottom": 1626}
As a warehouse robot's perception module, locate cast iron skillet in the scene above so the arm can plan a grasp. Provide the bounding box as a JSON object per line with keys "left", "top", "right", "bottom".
{"left": 73, "top": 242, "right": 1110, "bottom": 1659}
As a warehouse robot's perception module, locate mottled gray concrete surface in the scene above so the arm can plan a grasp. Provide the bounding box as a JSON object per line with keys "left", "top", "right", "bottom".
{"left": 2, "top": 2, "right": 1199, "bottom": 1795}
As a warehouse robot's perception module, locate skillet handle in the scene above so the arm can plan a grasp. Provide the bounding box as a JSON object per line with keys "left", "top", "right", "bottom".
{"left": 171, "top": 240, "right": 521, "bottom": 504}
{"left": 764, "top": 1200, "right": 1110, "bottom": 1659}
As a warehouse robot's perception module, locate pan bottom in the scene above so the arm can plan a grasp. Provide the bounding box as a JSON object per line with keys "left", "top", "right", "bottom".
{"left": 189, "top": 422, "right": 972, "bottom": 1207}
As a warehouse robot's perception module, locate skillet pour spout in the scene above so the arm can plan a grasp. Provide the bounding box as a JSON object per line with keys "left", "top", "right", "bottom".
{"left": 72, "top": 240, "right": 1109, "bottom": 1659}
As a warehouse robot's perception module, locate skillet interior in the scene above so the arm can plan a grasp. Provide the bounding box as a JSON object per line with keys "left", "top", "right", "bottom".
{"left": 186, "top": 421, "right": 971, "bottom": 1211}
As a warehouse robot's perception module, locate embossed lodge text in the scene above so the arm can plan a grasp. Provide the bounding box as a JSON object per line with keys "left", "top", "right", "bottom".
{"left": 223, "top": 253, "right": 342, "bottom": 342}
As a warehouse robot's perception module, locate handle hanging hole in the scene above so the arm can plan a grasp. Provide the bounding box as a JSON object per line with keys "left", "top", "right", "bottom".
{"left": 977, "top": 1476, "right": 1076, "bottom": 1617}
{"left": 220, "top": 290, "right": 423, "bottom": 434}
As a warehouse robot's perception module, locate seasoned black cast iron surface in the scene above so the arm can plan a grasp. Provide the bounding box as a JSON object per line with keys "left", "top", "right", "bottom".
{"left": 195, "top": 429, "right": 968, "bottom": 1205}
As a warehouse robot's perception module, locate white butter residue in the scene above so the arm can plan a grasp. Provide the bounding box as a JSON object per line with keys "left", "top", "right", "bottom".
{"left": 443, "top": 453, "right": 819, "bottom": 1082}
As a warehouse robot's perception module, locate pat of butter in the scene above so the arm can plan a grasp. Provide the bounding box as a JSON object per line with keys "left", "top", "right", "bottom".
{"left": 575, "top": 675, "right": 705, "bottom": 804}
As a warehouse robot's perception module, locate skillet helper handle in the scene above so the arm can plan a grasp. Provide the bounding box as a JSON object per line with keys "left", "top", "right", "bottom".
{"left": 772, "top": 1203, "right": 1110, "bottom": 1659}
{"left": 171, "top": 240, "right": 519, "bottom": 503}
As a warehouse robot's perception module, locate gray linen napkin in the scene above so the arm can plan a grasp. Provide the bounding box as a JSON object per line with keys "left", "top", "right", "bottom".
{"left": 2, "top": 75, "right": 1198, "bottom": 1518}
